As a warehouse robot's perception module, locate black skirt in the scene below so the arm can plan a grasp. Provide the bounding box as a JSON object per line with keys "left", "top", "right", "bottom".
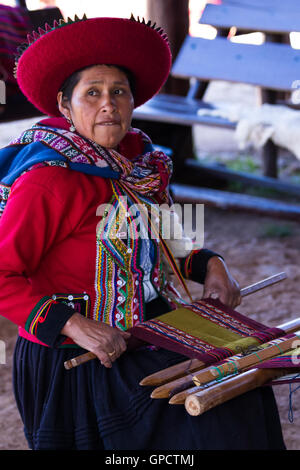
{"left": 13, "top": 335, "right": 286, "bottom": 451}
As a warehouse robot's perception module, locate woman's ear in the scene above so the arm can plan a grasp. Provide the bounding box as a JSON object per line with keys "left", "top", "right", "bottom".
{"left": 57, "top": 91, "right": 71, "bottom": 120}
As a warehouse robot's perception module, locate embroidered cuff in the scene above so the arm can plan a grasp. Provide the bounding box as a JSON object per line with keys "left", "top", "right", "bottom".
{"left": 180, "top": 249, "right": 223, "bottom": 284}
{"left": 25, "top": 296, "right": 75, "bottom": 347}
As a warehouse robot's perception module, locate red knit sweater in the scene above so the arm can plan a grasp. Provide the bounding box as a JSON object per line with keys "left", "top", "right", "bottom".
{"left": 0, "top": 118, "right": 146, "bottom": 347}
{"left": 0, "top": 164, "right": 115, "bottom": 345}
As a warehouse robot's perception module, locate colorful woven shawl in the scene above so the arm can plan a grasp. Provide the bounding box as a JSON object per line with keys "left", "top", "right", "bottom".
{"left": 0, "top": 120, "right": 173, "bottom": 216}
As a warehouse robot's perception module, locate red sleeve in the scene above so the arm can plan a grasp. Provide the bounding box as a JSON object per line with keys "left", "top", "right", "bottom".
{"left": 0, "top": 170, "right": 76, "bottom": 346}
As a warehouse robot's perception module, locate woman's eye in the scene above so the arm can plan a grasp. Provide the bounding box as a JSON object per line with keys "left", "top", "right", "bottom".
{"left": 114, "top": 89, "right": 124, "bottom": 95}
{"left": 87, "top": 89, "right": 98, "bottom": 96}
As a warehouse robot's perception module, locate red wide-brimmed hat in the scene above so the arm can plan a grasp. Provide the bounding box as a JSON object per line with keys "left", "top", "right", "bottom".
{"left": 15, "top": 14, "right": 172, "bottom": 117}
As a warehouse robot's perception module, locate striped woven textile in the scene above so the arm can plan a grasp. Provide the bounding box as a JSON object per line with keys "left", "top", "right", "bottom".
{"left": 130, "top": 299, "right": 283, "bottom": 366}
{"left": 257, "top": 344, "right": 300, "bottom": 369}
{"left": 0, "top": 4, "right": 31, "bottom": 92}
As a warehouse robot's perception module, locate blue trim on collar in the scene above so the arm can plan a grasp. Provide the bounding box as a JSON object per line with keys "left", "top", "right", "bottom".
{"left": 0, "top": 141, "right": 120, "bottom": 185}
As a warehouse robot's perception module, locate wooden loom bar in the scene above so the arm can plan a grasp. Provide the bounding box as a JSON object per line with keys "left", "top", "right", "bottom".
{"left": 165, "top": 319, "right": 300, "bottom": 404}
{"left": 64, "top": 351, "right": 96, "bottom": 370}
{"left": 191, "top": 332, "right": 300, "bottom": 386}
{"left": 169, "top": 362, "right": 300, "bottom": 405}
{"left": 140, "top": 357, "right": 204, "bottom": 387}
{"left": 150, "top": 328, "right": 300, "bottom": 398}
{"left": 64, "top": 272, "right": 287, "bottom": 371}
{"left": 184, "top": 367, "right": 300, "bottom": 416}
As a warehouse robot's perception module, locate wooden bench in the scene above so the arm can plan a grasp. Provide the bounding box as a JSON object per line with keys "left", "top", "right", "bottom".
{"left": 200, "top": 0, "right": 300, "bottom": 38}
{"left": 131, "top": 2, "right": 300, "bottom": 214}
{"left": 133, "top": 35, "right": 300, "bottom": 183}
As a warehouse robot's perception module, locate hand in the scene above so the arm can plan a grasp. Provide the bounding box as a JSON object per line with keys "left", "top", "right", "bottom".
{"left": 61, "top": 313, "right": 131, "bottom": 368}
{"left": 202, "top": 256, "right": 241, "bottom": 309}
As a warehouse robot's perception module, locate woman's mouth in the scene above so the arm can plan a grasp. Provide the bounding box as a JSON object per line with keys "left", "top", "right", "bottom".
{"left": 97, "top": 120, "right": 120, "bottom": 126}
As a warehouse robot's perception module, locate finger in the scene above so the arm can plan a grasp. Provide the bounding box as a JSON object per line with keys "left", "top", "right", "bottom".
{"left": 120, "top": 330, "right": 131, "bottom": 339}
{"left": 212, "top": 289, "right": 233, "bottom": 307}
{"left": 101, "top": 357, "right": 113, "bottom": 368}
{"left": 229, "top": 293, "right": 242, "bottom": 309}
{"left": 230, "top": 284, "right": 242, "bottom": 308}
{"left": 232, "top": 293, "right": 242, "bottom": 308}
{"left": 107, "top": 349, "right": 118, "bottom": 361}
{"left": 95, "top": 331, "right": 123, "bottom": 357}
{"left": 95, "top": 350, "right": 113, "bottom": 368}
{"left": 202, "top": 286, "right": 218, "bottom": 300}
{"left": 106, "top": 336, "right": 127, "bottom": 361}
{"left": 93, "top": 339, "right": 119, "bottom": 365}
{"left": 209, "top": 292, "right": 220, "bottom": 300}
{"left": 203, "top": 287, "right": 223, "bottom": 302}
{"left": 118, "top": 333, "right": 130, "bottom": 351}
{"left": 217, "top": 293, "right": 230, "bottom": 306}
{"left": 113, "top": 335, "right": 129, "bottom": 356}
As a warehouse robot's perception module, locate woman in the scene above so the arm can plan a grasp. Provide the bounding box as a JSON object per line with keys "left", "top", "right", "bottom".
{"left": 0, "top": 15, "right": 284, "bottom": 450}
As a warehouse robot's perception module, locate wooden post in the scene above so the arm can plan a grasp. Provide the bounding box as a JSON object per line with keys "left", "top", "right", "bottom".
{"left": 16, "top": 0, "right": 27, "bottom": 8}
{"left": 132, "top": 0, "right": 193, "bottom": 181}
{"left": 146, "top": 0, "right": 189, "bottom": 96}
{"left": 259, "top": 89, "right": 279, "bottom": 178}
{"left": 259, "top": 33, "right": 291, "bottom": 178}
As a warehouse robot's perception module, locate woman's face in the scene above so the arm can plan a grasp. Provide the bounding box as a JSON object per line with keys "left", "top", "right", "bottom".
{"left": 57, "top": 65, "right": 134, "bottom": 149}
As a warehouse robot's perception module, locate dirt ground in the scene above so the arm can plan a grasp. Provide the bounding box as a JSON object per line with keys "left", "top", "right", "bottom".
{"left": 1, "top": 81, "right": 300, "bottom": 450}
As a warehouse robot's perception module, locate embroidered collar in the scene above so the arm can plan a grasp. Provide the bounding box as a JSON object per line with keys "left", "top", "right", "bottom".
{"left": 0, "top": 118, "right": 172, "bottom": 216}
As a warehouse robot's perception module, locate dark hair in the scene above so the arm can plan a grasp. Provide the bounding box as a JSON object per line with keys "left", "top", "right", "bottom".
{"left": 59, "top": 64, "right": 136, "bottom": 102}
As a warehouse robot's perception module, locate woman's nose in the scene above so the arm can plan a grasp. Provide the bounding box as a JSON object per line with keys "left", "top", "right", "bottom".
{"left": 100, "top": 92, "right": 116, "bottom": 112}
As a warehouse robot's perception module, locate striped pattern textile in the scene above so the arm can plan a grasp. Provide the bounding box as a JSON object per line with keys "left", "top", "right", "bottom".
{"left": 25, "top": 296, "right": 56, "bottom": 337}
{"left": 130, "top": 299, "right": 283, "bottom": 366}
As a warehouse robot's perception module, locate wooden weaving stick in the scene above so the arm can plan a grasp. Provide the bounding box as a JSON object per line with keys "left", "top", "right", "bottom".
{"left": 64, "top": 272, "right": 287, "bottom": 371}
{"left": 144, "top": 316, "right": 300, "bottom": 391}
{"left": 193, "top": 332, "right": 300, "bottom": 386}
{"left": 162, "top": 320, "right": 300, "bottom": 405}
{"left": 150, "top": 326, "right": 300, "bottom": 399}
{"left": 184, "top": 367, "right": 300, "bottom": 416}
{"left": 239, "top": 271, "right": 286, "bottom": 297}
